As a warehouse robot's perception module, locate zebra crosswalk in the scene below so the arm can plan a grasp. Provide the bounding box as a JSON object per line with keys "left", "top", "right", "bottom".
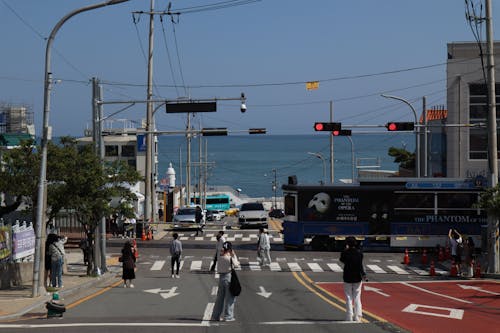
{"left": 170, "top": 231, "right": 284, "bottom": 243}
{"left": 141, "top": 257, "right": 439, "bottom": 276}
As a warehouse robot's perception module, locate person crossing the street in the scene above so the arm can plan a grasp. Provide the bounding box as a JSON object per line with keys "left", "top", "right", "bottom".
{"left": 170, "top": 233, "right": 182, "bottom": 278}
{"left": 210, "top": 230, "right": 225, "bottom": 272}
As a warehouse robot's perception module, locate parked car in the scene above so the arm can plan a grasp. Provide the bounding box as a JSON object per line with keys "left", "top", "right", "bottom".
{"left": 238, "top": 202, "right": 268, "bottom": 228}
{"left": 269, "top": 208, "right": 285, "bottom": 218}
{"left": 225, "top": 207, "right": 239, "bottom": 216}
{"left": 206, "top": 210, "right": 222, "bottom": 222}
{"left": 172, "top": 207, "right": 204, "bottom": 229}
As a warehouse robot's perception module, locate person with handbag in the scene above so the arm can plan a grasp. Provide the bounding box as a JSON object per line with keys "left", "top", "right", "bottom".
{"left": 340, "top": 236, "right": 367, "bottom": 322}
{"left": 48, "top": 235, "right": 67, "bottom": 289}
{"left": 210, "top": 241, "right": 240, "bottom": 322}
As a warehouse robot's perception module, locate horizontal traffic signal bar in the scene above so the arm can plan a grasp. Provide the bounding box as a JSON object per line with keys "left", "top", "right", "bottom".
{"left": 332, "top": 129, "right": 352, "bottom": 136}
{"left": 385, "top": 122, "right": 415, "bottom": 131}
{"left": 314, "top": 122, "right": 341, "bottom": 131}
{"left": 202, "top": 128, "right": 228, "bottom": 136}
{"left": 249, "top": 128, "right": 266, "bottom": 134}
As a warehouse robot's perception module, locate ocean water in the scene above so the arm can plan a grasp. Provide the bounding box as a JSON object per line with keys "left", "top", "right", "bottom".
{"left": 156, "top": 133, "right": 415, "bottom": 198}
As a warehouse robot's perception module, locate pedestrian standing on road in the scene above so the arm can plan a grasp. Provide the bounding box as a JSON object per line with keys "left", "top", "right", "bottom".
{"left": 210, "top": 241, "right": 240, "bottom": 322}
{"left": 48, "top": 235, "right": 67, "bottom": 289}
{"left": 120, "top": 240, "right": 136, "bottom": 288}
{"left": 448, "top": 228, "right": 463, "bottom": 276}
{"left": 170, "top": 233, "right": 182, "bottom": 278}
{"left": 257, "top": 227, "right": 272, "bottom": 267}
{"left": 210, "top": 231, "right": 225, "bottom": 272}
{"left": 44, "top": 233, "right": 59, "bottom": 289}
{"left": 340, "top": 236, "right": 367, "bottom": 322}
{"left": 195, "top": 206, "right": 204, "bottom": 236}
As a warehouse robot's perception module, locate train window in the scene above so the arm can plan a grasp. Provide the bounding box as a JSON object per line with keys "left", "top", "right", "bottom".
{"left": 284, "top": 194, "right": 296, "bottom": 216}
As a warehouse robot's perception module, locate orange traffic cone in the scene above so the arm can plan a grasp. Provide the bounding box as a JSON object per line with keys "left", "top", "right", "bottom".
{"left": 474, "top": 261, "right": 481, "bottom": 278}
{"left": 421, "top": 249, "right": 428, "bottom": 265}
{"left": 429, "top": 260, "right": 436, "bottom": 276}
{"left": 438, "top": 246, "right": 444, "bottom": 262}
{"left": 141, "top": 227, "right": 147, "bottom": 241}
{"left": 450, "top": 258, "right": 458, "bottom": 277}
{"left": 403, "top": 248, "right": 410, "bottom": 265}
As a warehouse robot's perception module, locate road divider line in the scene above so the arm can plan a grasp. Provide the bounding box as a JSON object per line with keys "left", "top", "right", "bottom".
{"left": 201, "top": 302, "right": 214, "bottom": 326}
{"left": 292, "top": 271, "right": 346, "bottom": 313}
{"left": 299, "top": 272, "right": 387, "bottom": 323}
{"left": 67, "top": 279, "right": 122, "bottom": 310}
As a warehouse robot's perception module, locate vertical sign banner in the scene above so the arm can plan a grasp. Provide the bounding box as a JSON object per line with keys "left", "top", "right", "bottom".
{"left": 12, "top": 228, "right": 35, "bottom": 260}
{"left": 0, "top": 226, "right": 11, "bottom": 261}
{"left": 137, "top": 134, "right": 146, "bottom": 152}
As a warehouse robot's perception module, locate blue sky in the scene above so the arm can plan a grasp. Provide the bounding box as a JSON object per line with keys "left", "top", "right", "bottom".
{"left": 1, "top": 0, "right": 499, "bottom": 136}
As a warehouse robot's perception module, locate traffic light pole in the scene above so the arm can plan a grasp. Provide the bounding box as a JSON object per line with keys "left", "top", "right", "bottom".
{"left": 381, "top": 94, "right": 420, "bottom": 177}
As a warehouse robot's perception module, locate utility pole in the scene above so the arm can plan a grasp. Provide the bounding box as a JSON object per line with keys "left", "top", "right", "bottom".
{"left": 272, "top": 169, "right": 277, "bottom": 209}
{"left": 485, "top": 0, "right": 499, "bottom": 273}
{"left": 145, "top": 0, "right": 155, "bottom": 222}
{"left": 186, "top": 113, "right": 191, "bottom": 206}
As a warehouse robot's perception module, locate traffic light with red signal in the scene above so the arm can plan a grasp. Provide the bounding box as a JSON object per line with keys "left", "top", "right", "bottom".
{"left": 313, "top": 122, "right": 342, "bottom": 131}
{"left": 332, "top": 129, "right": 352, "bottom": 136}
{"left": 385, "top": 122, "right": 414, "bottom": 131}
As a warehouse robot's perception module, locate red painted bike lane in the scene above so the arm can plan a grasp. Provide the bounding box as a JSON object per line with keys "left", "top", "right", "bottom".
{"left": 318, "top": 280, "right": 500, "bottom": 333}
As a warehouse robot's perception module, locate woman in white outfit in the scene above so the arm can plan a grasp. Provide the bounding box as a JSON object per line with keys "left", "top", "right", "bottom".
{"left": 211, "top": 241, "right": 240, "bottom": 322}
{"left": 258, "top": 228, "right": 271, "bottom": 266}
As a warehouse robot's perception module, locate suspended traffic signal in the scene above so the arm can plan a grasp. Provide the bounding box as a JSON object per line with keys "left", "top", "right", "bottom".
{"left": 385, "top": 122, "right": 414, "bottom": 131}
{"left": 202, "top": 128, "right": 228, "bottom": 136}
{"left": 314, "top": 122, "right": 341, "bottom": 131}
{"left": 332, "top": 129, "right": 352, "bottom": 136}
{"left": 249, "top": 128, "right": 266, "bottom": 134}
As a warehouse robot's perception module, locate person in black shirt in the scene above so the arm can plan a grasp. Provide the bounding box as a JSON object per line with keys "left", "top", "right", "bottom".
{"left": 340, "top": 236, "right": 367, "bottom": 322}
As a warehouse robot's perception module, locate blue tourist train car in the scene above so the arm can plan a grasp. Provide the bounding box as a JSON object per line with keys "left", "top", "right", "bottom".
{"left": 281, "top": 178, "right": 486, "bottom": 250}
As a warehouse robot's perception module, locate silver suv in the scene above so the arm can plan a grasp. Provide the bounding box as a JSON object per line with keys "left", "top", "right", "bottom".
{"left": 238, "top": 202, "right": 268, "bottom": 229}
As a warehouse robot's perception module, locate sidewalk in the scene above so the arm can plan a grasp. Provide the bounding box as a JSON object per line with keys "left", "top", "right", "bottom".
{"left": 0, "top": 227, "right": 170, "bottom": 321}
{"left": 0, "top": 250, "right": 121, "bottom": 321}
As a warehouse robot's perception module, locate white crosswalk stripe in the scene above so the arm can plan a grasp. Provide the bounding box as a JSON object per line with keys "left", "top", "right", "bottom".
{"left": 367, "top": 264, "right": 386, "bottom": 274}
{"left": 307, "top": 263, "right": 324, "bottom": 272}
{"left": 287, "top": 263, "right": 302, "bottom": 272}
{"left": 387, "top": 265, "right": 410, "bottom": 274}
{"left": 150, "top": 260, "right": 165, "bottom": 271}
{"left": 327, "top": 263, "right": 343, "bottom": 272}
{"left": 145, "top": 257, "right": 437, "bottom": 276}
{"left": 190, "top": 260, "right": 202, "bottom": 271}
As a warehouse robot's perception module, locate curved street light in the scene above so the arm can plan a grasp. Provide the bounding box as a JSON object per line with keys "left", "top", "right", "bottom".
{"left": 308, "top": 152, "right": 326, "bottom": 184}
{"left": 33, "top": 0, "right": 130, "bottom": 297}
{"left": 381, "top": 94, "right": 420, "bottom": 178}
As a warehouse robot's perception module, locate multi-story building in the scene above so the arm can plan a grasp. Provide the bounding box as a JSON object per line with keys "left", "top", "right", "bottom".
{"left": 446, "top": 41, "right": 500, "bottom": 182}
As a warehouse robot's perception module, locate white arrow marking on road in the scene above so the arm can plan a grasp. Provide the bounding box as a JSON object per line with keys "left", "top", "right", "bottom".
{"left": 144, "top": 287, "right": 180, "bottom": 299}
{"left": 256, "top": 286, "right": 272, "bottom": 298}
{"left": 458, "top": 284, "right": 500, "bottom": 296}
{"left": 364, "top": 285, "right": 390, "bottom": 297}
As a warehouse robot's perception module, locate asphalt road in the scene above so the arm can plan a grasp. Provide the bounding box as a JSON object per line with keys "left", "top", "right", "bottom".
{"left": 3, "top": 224, "right": 497, "bottom": 333}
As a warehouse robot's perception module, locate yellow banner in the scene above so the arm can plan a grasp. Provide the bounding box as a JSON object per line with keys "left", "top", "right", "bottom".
{"left": 306, "top": 81, "right": 319, "bottom": 90}
{"left": 0, "top": 226, "right": 11, "bottom": 261}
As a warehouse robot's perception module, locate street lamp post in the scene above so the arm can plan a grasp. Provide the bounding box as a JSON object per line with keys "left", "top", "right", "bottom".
{"left": 33, "top": 0, "right": 130, "bottom": 298}
{"left": 381, "top": 94, "right": 420, "bottom": 177}
{"left": 308, "top": 152, "right": 326, "bottom": 184}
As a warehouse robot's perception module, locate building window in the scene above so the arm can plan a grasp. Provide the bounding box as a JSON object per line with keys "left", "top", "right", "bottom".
{"left": 121, "top": 145, "right": 135, "bottom": 157}
{"left": 468, "top": 83, "right": 500, "bottom": 160}
{"left": 105, "top": 145, "right": 118, "bottom": 157}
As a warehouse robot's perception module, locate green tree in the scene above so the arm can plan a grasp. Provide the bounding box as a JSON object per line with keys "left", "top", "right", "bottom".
{"left": 388, "top": 146, "right": 415, "bottom": 171}
{"left": 0, "top": 138, "right": 39, "bottom": 221}
{"left": 1, "top": 137, "right": 142, "bottom": 274}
